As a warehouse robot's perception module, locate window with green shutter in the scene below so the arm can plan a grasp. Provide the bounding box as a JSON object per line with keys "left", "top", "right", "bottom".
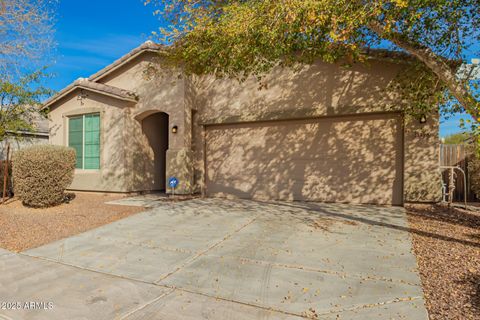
{"left": 69, "top": 116, "right": 83, "bottom": 169}
{"left": 68, "top": 114, "right": 100, "bottom": 170}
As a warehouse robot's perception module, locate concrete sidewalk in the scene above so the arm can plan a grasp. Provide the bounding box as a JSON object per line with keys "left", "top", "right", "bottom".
{"left": 0, "top": 199, "right": 428, "bottom": 319}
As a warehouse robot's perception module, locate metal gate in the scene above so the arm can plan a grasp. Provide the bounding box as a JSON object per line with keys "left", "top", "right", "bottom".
{"left": 439, "top": 144, "right": 476, "bottom": 201}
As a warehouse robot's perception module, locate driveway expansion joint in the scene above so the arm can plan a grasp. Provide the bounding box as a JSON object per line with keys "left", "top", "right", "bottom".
{"left": 154, "top": 285, "right": 311, "bottom": 319}
{"left": 204, "top": 254, "right": 422, "bottom": 287}
{"left": 117, "top": 288, "right": 176, "bottom": 320}
{"left": 17, "top": 251, "right": 308, "bottom": 319}
{"left": 143, "top": 284, "right": 425, "bottom": 320}
{"left": 313, "top": 295, "right": 425, "bottom": 317}
{"left": 154, "top": 214, "right": 261, "bottom": 283}
{"left": 18, "top": 253, "right": 172, "bottom": 288}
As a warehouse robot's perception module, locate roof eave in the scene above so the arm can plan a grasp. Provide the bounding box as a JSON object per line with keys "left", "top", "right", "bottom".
{"left": 43, "top": 85, "right": 138, "bottom": 110}
{"left": 89, "top": 46, "right": 165, "bottom": 82}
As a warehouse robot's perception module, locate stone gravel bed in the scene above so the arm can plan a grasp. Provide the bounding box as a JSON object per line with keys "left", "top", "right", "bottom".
{"left": 406, "top": 203, "right": 480, "bottom": 320}
{"left": 0, "top": 193, "right": 145, "bottom": 252}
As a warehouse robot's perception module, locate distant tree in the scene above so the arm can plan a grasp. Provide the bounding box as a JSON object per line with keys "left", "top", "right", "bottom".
{"left": 0, "top": 0, "right": 56, "bottom": 141}
{"left": 147, "top": 0, "right": 480, "bottom": 130}
{"left": 0, "top": 0, "right": 56, "bottom": 78}
{"left": 443, "top": 132, "right": 469, "bottom": 145}
{"left": 0, "top": 70, "right": 51, "bottom": 142}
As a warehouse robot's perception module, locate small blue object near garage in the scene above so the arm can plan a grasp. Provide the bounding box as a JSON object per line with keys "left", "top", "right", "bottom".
{"left": 169, "top": 177, "right": 179, "bottom": 196}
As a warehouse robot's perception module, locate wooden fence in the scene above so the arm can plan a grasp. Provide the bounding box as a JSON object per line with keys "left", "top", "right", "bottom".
{"left": 439, "top": 144, "right": 476, "bottom": 201}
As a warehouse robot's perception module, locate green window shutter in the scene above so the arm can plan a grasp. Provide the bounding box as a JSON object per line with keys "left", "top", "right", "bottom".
{"left": 84, "top": 114, "right": 100, "bottom": 169}
{"left": 68, "top": 116, "right": 83, "bottom": 169}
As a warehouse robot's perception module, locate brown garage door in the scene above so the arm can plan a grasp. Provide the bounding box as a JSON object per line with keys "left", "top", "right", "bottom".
{"left": 206, "top": 113, "right": 403, "bottom": 205}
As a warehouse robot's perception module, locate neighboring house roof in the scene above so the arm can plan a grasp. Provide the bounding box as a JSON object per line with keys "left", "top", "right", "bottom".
{"left": 43, "top": 77, "right": 139, "bottom": 110}
{"left": 3, "top": 109, "right": 49, "bottom": 137}
{"left": 32, "top": 113, "right": 49, "bottom": 135}
{"left": 35, "top": 116, "right": 49, "bottom": 134}
{"left": 28, "top": 111, "right": 49, "bottom": 134}
{"left": 89, "top": 40, "right": 164, "bottom": 82}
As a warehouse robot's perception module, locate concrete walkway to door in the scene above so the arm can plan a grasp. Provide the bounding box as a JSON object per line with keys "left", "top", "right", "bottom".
{"left": 0, "top": 199, "right": 428, "bottom": 319}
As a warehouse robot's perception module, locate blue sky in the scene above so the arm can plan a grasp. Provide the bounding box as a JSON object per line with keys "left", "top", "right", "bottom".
{"left": 49, "top": 1, "right": 161, "bottom": 90}
{"left": 48, "top": 1, "right": 477, "bottom": 137}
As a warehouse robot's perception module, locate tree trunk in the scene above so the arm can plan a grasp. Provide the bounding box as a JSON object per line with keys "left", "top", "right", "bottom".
{"left": 369, "top": 22, "right": 480, "bottom": 121}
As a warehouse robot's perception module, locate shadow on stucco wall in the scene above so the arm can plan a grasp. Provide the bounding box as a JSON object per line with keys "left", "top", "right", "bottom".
{"left": 191, "top": 59, "right": 402, "bottom": 124}
{"left": 204, "top": 114, "right": 403, "bottom": 205}
{"left": 185, "top": 58, "right": 440, "bottom": 203}
{"left": 57, "top": 53, "right": 439, "bottom": 200}
{"left": 97, "top": 52, "right": 439, "bottom": 201}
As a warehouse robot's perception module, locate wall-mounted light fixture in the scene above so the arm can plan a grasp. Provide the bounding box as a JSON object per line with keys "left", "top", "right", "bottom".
{"left": 419, "top": 114, "right": 427, "bottom": 124}
{"left": 172, "top": 125, "right": 178, "bottom": 134}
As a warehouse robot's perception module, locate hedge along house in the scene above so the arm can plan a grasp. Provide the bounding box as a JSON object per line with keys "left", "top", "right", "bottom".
{"left": 45, "top": 41, "right": 441, "bottom": 205}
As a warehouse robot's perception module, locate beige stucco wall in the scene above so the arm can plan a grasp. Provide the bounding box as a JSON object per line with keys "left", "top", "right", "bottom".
{"left": 48, "top": 53, "right": 193, "bottom": 194}
{"left": 48, "top": 92, "right": 132, "bottom": 192}
{"left": 189, "top": 59, "right": 442, "bottom": 202}
{"left": 97, "top": 52, "right": 193, "bottom": 193}
{"left": 404, "top": 113, "right": 442, "bottom": 202}
{"left": 48, "top": 52, "right": 441, "bottom": 202}
{"left": 193, "top": 60, "right": 402, "bottom": 124}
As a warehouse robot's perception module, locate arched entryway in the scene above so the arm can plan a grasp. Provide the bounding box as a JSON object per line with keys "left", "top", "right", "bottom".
{"left": 142, "top": 112, "right": 169, "bottom": 191}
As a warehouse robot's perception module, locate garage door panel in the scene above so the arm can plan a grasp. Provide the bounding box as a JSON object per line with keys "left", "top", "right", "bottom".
{"left": 206, "top": 114, "right": 403, "bottom": 205}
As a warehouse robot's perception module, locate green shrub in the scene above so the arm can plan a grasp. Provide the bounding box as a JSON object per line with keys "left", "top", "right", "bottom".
{"left": 13, "top": 145, "right": 76, "bottom": 207}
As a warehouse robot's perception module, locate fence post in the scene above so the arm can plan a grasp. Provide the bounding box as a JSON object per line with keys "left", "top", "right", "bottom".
{"left": 2, "top": 143, "right": 10, "bottom": 204}
{"left": 449, "top": 167, "right": 455, "bottom": 206}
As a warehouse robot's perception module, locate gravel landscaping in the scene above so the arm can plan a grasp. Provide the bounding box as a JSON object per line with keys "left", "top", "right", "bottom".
{"left": 406, "top": 203, "right": 480, "bottom": 320}
{"left": 0, "top": 193, "right": 145, "bottom": 252}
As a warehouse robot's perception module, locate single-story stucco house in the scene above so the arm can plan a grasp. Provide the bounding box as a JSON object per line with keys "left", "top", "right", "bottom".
{"left": 45, "top": 41, "right": 441, "bottom": 205}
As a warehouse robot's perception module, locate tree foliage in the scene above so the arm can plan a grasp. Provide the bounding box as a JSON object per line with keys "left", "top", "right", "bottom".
{"left": 146, "top": 0, "right": 480, "bottom": 126}
{"left": 0, "top": 70, "right": 51, "bottom": 142}
{"left": 0, "top": 0, "right": 56, "bottom": 141}
{"left": 443, "top": 132, "right": 469, "bottom": 145}
{"left": 0, "top": 0, "right": 56, "bottom": 79}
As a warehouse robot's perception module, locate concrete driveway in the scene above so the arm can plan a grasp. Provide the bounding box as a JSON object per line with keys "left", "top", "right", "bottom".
{"left": 0, "top": 199, "right": 428, "bottom": 319}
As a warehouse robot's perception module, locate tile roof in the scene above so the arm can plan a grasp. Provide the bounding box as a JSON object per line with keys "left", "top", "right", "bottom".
{"left": 43, "top": 41, "right": 163, "bottom": 110}
{"left": 33, "top": 112, "right": 49, "bottom": 133}
{"left": 43, "top": 78, "right": 138, "bottom": 110}
{"left": 89, "top": 41, "right": 164, "bottom": 81}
